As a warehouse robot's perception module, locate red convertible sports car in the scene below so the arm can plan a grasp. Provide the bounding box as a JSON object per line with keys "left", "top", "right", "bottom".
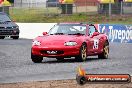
{"left": 31, "top": 23, "right": 109, "bottom": 63}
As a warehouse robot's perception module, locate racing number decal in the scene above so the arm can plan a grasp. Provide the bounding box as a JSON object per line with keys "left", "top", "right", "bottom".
{"left": 93, "top": 39, "right": 99, "bottom": 49}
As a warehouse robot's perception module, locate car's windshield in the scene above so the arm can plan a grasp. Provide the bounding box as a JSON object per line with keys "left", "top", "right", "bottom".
{"left": 0, "top": 14, "right": 11, "bottom": 22}
{"left": 48, "top": 24, "right": 86, "bottom": 35}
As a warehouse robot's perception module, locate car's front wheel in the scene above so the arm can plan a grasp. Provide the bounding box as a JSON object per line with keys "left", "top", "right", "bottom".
{"left": 98, "top": 42, "right": 109, "bottom": 59}
{"left": 75, "top": 44, "right": 87, "bottom": 62}
{"left": 31, "top": 53, "right": 43, "bottom": 63}
{"left": 0, "top": 36, "right": 5, "bottom": 39}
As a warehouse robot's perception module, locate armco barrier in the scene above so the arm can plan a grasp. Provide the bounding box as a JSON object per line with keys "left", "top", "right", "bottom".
{"left": 99, "top": 24, "right": 132, "bottom": 43}
{"left": 17, "top": 23, "right": 132, "bottom": 43}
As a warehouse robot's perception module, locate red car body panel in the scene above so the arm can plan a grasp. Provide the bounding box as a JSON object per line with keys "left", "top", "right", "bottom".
{"left": 31, "top": 23, "right": 108, "bottom": 58}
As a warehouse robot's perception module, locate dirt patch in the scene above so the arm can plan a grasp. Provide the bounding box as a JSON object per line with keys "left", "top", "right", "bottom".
{"left": 0, "top": 78, "right": 132, "bottom": 88}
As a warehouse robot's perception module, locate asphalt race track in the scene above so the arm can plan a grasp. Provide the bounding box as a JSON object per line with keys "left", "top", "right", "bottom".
{"left": 0, "top": 39, "right": 132, "bottom": 83}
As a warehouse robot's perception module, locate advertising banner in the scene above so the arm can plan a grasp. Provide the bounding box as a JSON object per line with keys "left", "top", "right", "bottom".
{"left": 99, "top": 24, "right": 132, "bottom": 43}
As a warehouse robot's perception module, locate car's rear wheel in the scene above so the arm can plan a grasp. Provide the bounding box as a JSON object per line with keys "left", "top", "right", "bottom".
{"left": 0, "top": 36, "right": 5, "bottom": 39}
{"left": 56, "top": 57, "right": 64, "bottom": 61}
{"left": 12, "top": 36, "right": 19, "bottom": 39}
{"left": 98, "top": 42, "right": 109, "bottom": 59}
{"left": 75, "top": 44, "right": 87, "bottom": 62}
{"left": 31, "top": 53, "right": 43, "bottom": 63}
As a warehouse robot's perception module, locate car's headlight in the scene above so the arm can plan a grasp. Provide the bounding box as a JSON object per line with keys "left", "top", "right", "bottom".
{"left": 13, "top": 26, "right": 19, "bottom": 29}
{"left": 32, "top": 40, "right": 41, "bottom": 46}
{"left": 64, "top": 41, "right": 77, "bottom": 46}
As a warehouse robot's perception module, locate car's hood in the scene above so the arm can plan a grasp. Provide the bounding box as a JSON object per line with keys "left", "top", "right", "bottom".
{"left": 35, "top": 35, "right": 84, "bottom": 46}
{"left": 0, "top": 22, "right": 18, "bottom": 28}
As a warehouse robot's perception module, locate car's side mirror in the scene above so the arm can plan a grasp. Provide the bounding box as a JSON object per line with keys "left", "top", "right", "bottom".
{"left": 91, "top": 32, "right": 99, "bottom": 38}
{"left": 43, "top": 32, "right": 48, "bottom": 35}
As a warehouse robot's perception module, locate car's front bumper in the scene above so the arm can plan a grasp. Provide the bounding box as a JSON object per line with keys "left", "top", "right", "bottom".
{"left": 31, "top": 45, "right": 80, "bottom": 57}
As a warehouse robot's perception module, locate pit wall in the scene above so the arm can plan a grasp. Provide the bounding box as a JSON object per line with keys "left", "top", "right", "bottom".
{"left": 17, "top": 23, "right": 132, "bottom": 43}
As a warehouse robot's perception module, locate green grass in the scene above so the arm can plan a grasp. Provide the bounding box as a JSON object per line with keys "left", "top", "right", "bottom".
{"left": 9, "top": 7, "right": 61, "bottom": 22}
{"left": 9, "top": 7, "right": 132, "bottom": 24}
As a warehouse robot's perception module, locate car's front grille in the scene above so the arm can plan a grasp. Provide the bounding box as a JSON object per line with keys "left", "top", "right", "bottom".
{"left": 40, "top": 50, "right": 64, "bottom": 55}
{"left": 7, "top": 27, "right": 13, "bottom": 29}
{"left": 0, "top": 27, "right": 5, "bottom": 29}
{"left": 0, "top": 30, "right": 13, "bottom": 35}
